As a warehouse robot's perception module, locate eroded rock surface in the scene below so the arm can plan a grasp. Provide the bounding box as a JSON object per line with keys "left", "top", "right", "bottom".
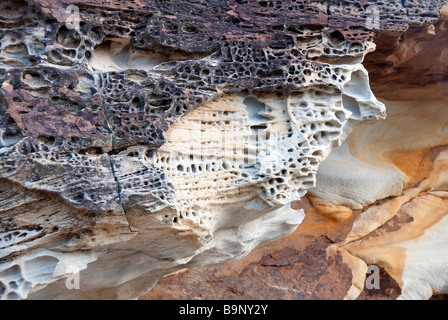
{"left": 0, "top": 0, "right": 445, "bottom": 299}
{"left": 142, "top": 5, "right": 448, "bottom": 301}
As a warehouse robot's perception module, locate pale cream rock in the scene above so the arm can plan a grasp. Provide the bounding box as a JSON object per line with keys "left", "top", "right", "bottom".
{"left": 308, "top": 82, "right": 448, "bottom": 300}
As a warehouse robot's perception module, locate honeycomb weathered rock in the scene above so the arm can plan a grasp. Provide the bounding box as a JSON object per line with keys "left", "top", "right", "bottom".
{"left": 0, "top": 0, "right": 444, "bottom": 299}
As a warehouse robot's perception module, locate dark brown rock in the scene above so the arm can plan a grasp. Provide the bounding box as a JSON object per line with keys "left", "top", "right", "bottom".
{"left": 143, "top": 236, "right": 353, "bottom": 300}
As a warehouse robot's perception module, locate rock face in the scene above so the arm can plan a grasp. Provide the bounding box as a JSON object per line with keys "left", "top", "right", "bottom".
{"left": 0, "top": 0, "right": 446, "bottom": 300}
{"left": 142, "top": 4, "right": 448, "bottom": 301}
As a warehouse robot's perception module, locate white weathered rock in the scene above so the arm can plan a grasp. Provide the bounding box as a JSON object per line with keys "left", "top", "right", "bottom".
{"left": 0, "top": 63, "right": 385, "bottom": 299}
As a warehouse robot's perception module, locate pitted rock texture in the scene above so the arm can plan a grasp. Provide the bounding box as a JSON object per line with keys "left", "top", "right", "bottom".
{"left": 0, "top": 0, "right": 445, "bottom": 299}
{"left": 142, "top": 6, "right": 448, "bottom": 301}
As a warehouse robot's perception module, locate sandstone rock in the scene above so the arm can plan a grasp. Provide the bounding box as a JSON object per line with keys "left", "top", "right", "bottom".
{"left": 0, "top": 0, "right": 445, "bottom": 300}
{"left": 142, "top": 81, "right": 448, "bottom": 301}
{"left": 142, "top": 2, "right": 448, "bottom": 301}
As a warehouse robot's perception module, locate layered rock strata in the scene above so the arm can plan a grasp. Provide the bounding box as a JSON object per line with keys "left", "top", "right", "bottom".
{"left": 0, "top": 0, "right": 445, "bottom": 299}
